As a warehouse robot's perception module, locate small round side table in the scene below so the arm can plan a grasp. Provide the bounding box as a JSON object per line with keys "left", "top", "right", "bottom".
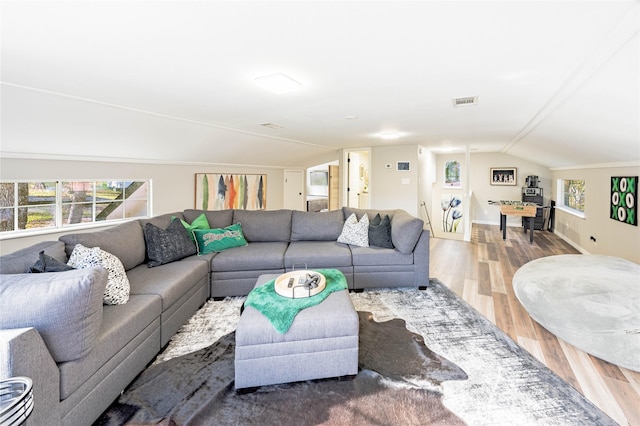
{"left": 0, "top": 377, "right": 33, "bottom": 426}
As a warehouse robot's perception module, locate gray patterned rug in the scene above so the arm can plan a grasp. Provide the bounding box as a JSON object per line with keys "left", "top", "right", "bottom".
{"left": 96, "top": 279, "right": 615, "bottom": 426}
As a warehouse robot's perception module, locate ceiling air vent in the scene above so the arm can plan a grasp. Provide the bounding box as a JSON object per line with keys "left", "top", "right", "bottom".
{"left": 259, "top": 122, "right": 283, "bottom": 129}
{"left": 452, "top": 96, "right": 478, "bottom": 107}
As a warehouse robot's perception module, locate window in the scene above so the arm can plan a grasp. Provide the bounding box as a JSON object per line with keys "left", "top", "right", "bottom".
{"left": 558, "top": 179, "right": 585, "bottom": 215}
{"left": 0, "top": 180, "right": 150, "bottom": 235}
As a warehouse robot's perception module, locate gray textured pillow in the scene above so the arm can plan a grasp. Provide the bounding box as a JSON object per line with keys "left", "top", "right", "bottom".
{"left": 29, "top": 250, "right": 76, "bottom": 273}
{"left": 337, "top": 213, "right": 369, "bottom": 247}
{"left": 0, "top": 267, "right": 108, "bottom": 362}
{"left": 143, "top": 218, "right": 197, "bottom": 267}
{"left": 369, "top": 214, "right": 394, "bottom": 249}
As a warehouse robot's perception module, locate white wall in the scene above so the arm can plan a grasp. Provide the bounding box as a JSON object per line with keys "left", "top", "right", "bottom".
{"left": 0, "top": 157, "right": 286, "bottom": 254}
{"left": 369, "top": 145, "right": 419, "bottom": 216}
{"left": 469, "top": 153, "right": 552, "bottom": 227}
{"left": 552, "top": 165, "right": 640, "bottom": 263}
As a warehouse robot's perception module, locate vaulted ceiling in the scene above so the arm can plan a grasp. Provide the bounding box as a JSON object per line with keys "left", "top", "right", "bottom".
{"left": 1, "top": 1, "right": 638, "bottom": 169}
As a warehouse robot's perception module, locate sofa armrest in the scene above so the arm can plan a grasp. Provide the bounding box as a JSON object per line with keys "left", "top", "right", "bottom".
{"left": 0, "top": 327, "right": 62, "bottom": 426}
{"left": 413, "top": 230, "right": 430, "bottom": 288}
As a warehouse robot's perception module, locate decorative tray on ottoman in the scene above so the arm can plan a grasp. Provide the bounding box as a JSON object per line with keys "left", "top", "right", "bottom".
{"left": 274, "top": 270, "right": 326, "bottom": 299}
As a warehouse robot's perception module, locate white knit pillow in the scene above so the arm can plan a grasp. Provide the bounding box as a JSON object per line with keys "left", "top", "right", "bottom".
{"left": 337, "top": 213, "right": 369, "bottom": 247}
{"left": 68, "top": 244, "right": 130, "bottom": 305}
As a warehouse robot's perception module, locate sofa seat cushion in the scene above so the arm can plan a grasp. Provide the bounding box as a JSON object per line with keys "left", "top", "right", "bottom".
{"left": 58, "top": 294, "right": 161, "bottom": 399}
{"left": 211, "top": 242, "right": 287, "bottom": 272}
{"left": 350, "top": 246, "right": 413, "bottom": 266}
{"left": 0, "top": 241, "right": 67, "bottom": 274}
{"left": 285, "top": 241, "right": 352, "bottom": 268}
{"left": 0, "top": 268, "right": 107, "bottom": 363}
{"left": 233, "top": 209, "right": 292, "bottom": 242}
{"left": 126, "top": 258, "right": 209, "bottom": 311}
{"left": 60, "top": 221, "right": 146, "bottom": 271}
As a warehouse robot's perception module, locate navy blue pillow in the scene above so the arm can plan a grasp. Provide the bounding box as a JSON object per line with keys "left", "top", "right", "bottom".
{"left": 368, "top": 214, "right": 394, "bottom": 249}
{"left": 29, "top": 250, "right": 75, "bottom": 273}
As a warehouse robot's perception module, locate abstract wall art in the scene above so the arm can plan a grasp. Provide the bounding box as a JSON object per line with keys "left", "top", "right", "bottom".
{"left": 196, "top": 173, "right": 266, "bottom": 210}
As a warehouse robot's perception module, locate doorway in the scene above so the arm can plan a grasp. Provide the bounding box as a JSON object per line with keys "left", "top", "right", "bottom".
{"left": 283, "top": 170, "right": 305, "bottom": 211}
{"left": 344, "top": 149, "right": 370, "bottom": 209}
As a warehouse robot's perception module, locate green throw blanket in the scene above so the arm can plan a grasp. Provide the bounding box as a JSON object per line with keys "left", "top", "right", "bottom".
{"left": 244, "top": 269, "right": 348, "bottom": 334}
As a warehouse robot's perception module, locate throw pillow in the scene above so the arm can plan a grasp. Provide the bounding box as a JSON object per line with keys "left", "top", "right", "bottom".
{"left": 67, "top": 244, "right": 131, "bottom": 305}
{"left": 193, "top": 223, "right": 248, "bottom": 255}
{"left": 0, "top": 267, "right": 108, "bottom": 363}
{"left": 369, "top": 214, "right": 394, "bottom": 249}
{"left": 29, "top": 250, "right": 76, "bottom": 273}
{"left": 174, "top": 212, "right": 210, "bottom": 242}
{"left": 337, "top": 213, "right": 369, "bottom": 247}
{"left": 143, "top": 218, "right": 197, "bottom": 267}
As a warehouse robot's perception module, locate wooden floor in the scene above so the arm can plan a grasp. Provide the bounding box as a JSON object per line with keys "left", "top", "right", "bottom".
{"left": 430, "top": 224, "right": 640, "bottom": 426}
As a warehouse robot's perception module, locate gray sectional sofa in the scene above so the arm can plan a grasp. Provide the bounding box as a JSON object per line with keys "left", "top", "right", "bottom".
{"left": 0, "top": 207, "right": 428, "bottom": 426}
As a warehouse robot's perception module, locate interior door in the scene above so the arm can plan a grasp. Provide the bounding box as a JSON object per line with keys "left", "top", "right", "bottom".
{"left": 348, "top": 153, "right": 360, "bottom": 208}
{"left": 283, "top": 170, "right": 305, "bottom": 211}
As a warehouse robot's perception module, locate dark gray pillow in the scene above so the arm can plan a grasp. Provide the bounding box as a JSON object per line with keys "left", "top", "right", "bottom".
{"left": 29, "top": 250, "right": 76, "bottom": 273}
{"left": 369, "top": 214, "right": 394, "bottom": 249}
{"left": 143, "top": 218, "right": 197, "bottom": 267}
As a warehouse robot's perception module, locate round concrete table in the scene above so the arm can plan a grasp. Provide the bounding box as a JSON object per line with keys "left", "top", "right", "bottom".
{"left": 513, "top": 254, "right": 640, "bottom": 372}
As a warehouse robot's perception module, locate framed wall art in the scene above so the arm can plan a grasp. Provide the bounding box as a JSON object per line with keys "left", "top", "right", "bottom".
{"left": 490, "top": 167, "right": 517, "bottom": 186}
{"left": 610, "top": 176, "right": 637, "bottom": 226}
{"left": 196, "top": 173, "right": 266, "bottom": 211}
{"left": 397, "top": 161, "right": 410, "bottom": 171}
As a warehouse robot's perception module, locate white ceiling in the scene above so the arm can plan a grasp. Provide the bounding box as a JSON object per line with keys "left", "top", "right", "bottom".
{"left": 1, "top": 0, "right": 638, "bottom": 169}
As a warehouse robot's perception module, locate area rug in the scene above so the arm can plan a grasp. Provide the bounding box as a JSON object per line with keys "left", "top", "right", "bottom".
{"left": 96, "top": 279, "right": 616, "bottom": 426}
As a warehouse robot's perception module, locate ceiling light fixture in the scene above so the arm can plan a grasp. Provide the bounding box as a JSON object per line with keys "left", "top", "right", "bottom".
{"left": 254, "top": 73, "right": 302, "bottom": 94}
{"left": 378, "top": 132, "right": 400, "bottom": 140}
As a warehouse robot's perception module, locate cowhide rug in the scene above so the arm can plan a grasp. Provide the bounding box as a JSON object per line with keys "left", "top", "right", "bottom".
{"left": 96, "top": 279, "right": 616, "bottom": 426}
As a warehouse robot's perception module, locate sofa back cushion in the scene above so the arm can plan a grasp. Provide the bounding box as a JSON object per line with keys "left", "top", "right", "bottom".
{"left": 183, "top": 209, "right": 233, "bottom": 229}
{"left": 390, "top": 209, "right": 424, "bottom": 254}
{"left": 232, "top": 209, "right": 292, "bottom": 242}
{"left": 0, "top": 241, "right": 67, "bottom": 274}
{"left": 0, "top": 267, "right": 108, "bottom": 362}
{"left": 342, "top": 207, "right": 423, "bottom": 254}
{"left": 59, "top": 220, "right": 146, "bottom": 271}
{"left": 291, "top": 210, "right": 344, "bottom": 241}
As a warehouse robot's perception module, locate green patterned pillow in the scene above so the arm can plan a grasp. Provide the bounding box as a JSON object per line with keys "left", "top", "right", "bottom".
{"left": 173, "top": 212, "right": 210, "bottom": 241}
{"left": 193, "top": 223, "right": 248, "bottom": 254}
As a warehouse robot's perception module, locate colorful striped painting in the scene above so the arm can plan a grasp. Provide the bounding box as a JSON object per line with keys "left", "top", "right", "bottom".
{"left": 195, "top": 174, "right": 266, "bottom": 210}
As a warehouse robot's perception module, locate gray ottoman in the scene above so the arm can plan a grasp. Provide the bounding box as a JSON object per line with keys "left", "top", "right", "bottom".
{"left": 234, "top": 273, "right": 359, "bottom": 389}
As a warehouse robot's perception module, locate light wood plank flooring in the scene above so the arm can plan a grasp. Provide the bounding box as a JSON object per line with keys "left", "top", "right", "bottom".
{"left": 430, "top": 224, "right": 639, "bottom": 426}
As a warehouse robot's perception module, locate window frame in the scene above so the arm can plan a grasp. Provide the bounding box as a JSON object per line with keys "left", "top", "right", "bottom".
{"left": 556, "top": 178, "right": 586, "bottom": 218}
{"left": 0, "top": 179, "right": 151, "bottom": 239}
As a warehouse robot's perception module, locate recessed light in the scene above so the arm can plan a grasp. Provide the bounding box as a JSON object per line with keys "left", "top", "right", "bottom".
{"left": 345, "top": 115, "right": 358, "bottom": 120}
{"left": 378, "top": 132, "right": 400, "bottom": 140}
{"left": 254, "top": 73, "right": 302, "bottom": 94}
